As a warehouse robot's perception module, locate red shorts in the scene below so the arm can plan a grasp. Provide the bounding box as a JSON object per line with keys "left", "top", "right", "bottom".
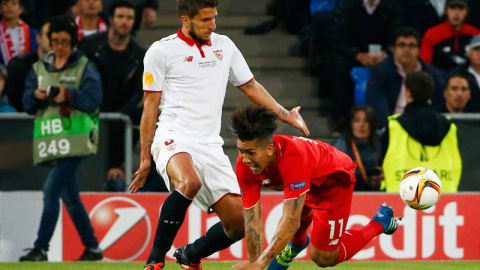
{"left": 310, "top": 183, "right": 354, "bottom": 251}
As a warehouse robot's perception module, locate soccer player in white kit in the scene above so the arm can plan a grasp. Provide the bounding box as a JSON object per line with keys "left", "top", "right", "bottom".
{"left": 129, "top": 1, "right": 310, "bottom": 269}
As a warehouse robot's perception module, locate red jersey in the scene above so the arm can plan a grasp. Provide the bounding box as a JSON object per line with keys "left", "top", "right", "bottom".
{"left": 236, "top": 135, "right": 357, "bottom": 209}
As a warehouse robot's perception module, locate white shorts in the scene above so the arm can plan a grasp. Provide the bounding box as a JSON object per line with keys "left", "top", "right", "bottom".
{"left": 151, "top": 137, "right": 241, "bottom": 213}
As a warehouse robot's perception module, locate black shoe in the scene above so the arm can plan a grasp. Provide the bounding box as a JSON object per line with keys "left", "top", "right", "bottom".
{"left": 77, "top": 247, "right": 103, "bottom": 261}
{"left": 173, "top": 245, "right": 203, "bottom": 269}
{"left": 19, "top": 248, "right": 48, "bottom": 262}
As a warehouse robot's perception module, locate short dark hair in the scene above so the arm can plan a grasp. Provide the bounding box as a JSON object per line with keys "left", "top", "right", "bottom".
{"left": 177, "top": 0, "right": 221, "bottom": 18}
{"left": 109, "top": 0, "right": 135, "bottom": 17}
{"left": 38, "top": 17, "right": 52, "bottom": 36}
{"left": 448, "top": 73, "right": 470, "bottom": 83}
{"left": 0, "top": 0, "right": 25, "bottom": 7}
{"left": 393, "top": 27, "right": 422, "bottom": 47}
{"left": 230, "top": 105, "right": 278, "bottom": 144}
{"left": 48, "top": 15, "right": 78, "bottom": 48}
{"left": 405, "top": 71, "right": 435, "bottom": 104}
{"left": 345, "top": 105, "right": 378, "bottom": 148}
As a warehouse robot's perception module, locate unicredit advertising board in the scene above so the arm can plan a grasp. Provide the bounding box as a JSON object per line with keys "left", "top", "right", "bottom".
{"left": 62, "top": 193, "right": 480, "bottom": 261}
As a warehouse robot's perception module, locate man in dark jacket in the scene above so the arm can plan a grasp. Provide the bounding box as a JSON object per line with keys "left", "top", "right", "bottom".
{"left": 78, "top": 1, "right": 145, "bottom": 190}
{"left": 330, "top": 0, "right": 405, "bottom": 131}
{"left": 420, "top": 0, "right": 480, "bottom": 73}
{"left": 366, "top": 27, "right": 445, "bottom": 129}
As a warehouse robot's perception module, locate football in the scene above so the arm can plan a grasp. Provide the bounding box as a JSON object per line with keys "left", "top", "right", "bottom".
{"left": 399, "top": 167, "right": 442, "bottom": 210}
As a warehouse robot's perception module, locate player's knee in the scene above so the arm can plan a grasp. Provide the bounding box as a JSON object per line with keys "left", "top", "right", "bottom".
{"left": 223, "top": 214, "right": 245, "bottom": 240}
{"left": 311, "top": 251, "right": 337, "bottom": 268}
{"left": 177, "top": 176, "right": 202, "bottom": 196}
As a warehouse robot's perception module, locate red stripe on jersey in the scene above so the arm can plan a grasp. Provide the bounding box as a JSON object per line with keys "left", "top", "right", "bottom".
{"left": 177, "top": 29, "right": 211, "bottom": 58}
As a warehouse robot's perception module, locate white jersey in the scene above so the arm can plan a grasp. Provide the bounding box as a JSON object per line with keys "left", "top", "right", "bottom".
{"left": 143, "top": 30, "right": 254, "bottom": 145}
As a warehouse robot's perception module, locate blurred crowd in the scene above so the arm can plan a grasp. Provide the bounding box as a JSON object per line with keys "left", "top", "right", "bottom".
{"left": 246, "top": 0, "right": 478, "bottom": 192}
{"left": 0, "top": 0, "right": 162, "bottom": 192}
{"left": 0, "top": 0, "right": 477, "bottom": 193}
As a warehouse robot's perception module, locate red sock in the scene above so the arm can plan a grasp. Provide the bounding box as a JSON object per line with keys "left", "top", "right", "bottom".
{"left": 335, "top": 220, "right": 384, "bottom": 264}
{"left": 291, "top": 211, "right": 313, "bottom": 247}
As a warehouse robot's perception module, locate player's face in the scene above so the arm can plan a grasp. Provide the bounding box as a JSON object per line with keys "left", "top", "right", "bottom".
{"left": 0, "top": 0, "right": 23, "bottom": 21}
{"left": 446, "top": 5, "right": 468, "bottom": 28}
{"left": 444, "top": 77, "right": 470, "bottom": 110}
{"left": 393, "top": 36, "right": 419, "bottom": 67}
{"left": 351, "top": 110, "right": 370, "bottom": 141}
{"left": 187, "top": 7, "right": 217, "bottom": 44}
{"left": 110, "top": 7, "right": 135, "bottom": 37}
{"left": 237, "top": 138, "right": 275, "bottom": 175}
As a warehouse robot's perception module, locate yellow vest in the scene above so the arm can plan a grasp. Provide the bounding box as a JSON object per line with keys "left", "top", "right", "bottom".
{"left": 382, "top": 114, "right": 462, "bottom": 192}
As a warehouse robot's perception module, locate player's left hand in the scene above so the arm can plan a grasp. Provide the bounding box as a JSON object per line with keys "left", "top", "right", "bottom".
{"left": 285, "top": 106, "right": 310, "bottom": 137}
{"left": 129, "top": 158, "right": 151, "bottom": 193}
{"left": 231, "top": 262, "right": 262, "bottom": 270}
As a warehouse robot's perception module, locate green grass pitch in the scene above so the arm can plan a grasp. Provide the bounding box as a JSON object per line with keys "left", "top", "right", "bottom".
{"left": 1, "top": 261, "right": 479, "bottom": 270}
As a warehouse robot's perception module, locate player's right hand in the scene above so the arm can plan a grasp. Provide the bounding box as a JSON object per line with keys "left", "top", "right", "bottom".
{"left": 287, "top": 106, "right": 310, "bottom": 137}
{"left": 34, "top": 88, "right": 47, "bottom": 100}
{"left": 129, "top": 159, "right": 151, "bottom": 193}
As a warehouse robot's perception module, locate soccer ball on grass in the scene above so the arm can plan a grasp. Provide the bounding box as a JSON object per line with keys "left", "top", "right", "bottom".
{"left": 399, "top": 167, "right": 442, "bottom": 210}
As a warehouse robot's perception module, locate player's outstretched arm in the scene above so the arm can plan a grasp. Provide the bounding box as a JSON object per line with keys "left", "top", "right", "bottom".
{"left": 129, "top": 91, "right": 161, "bottom": 193}
{"left": 232, "top": 193, "right": 306, "bottom": 270}
{"left": 238, "top": 79, "right": 310, "bottom": 137}
{"left": 244, "top": 202, "right": 264, "bottom": 262}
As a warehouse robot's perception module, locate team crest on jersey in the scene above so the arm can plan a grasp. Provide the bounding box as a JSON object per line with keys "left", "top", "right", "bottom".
{"left": 261, "top": 178, "right": 271, "bottom": 185}
{"left": 213, "top": 50, "right": 223, "bottom": 61}
{"left": 143, "top": 72, "right": 154, "bottom": 86}
{"left": 164, "top": 140, "right": 176, "bottom": 151}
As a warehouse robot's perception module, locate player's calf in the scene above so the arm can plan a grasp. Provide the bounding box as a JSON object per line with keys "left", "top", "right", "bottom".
{"left": 310, "top": 247, "right": 338, "bottom": 268}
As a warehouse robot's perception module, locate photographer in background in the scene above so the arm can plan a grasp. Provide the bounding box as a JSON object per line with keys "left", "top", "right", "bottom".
{"left": 19, "top": 15, "right": 103, "bottom": 262}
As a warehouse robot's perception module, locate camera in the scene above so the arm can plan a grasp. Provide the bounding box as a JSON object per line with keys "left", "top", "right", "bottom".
{"left": 46, "top": 86, "right": 60, "bottom": 99}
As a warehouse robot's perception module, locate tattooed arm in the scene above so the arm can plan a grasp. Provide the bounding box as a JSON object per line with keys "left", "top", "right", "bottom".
{"left": 232, "top": 193, "right": 306, "bottom": 270}
{"left": 244, "top": 202, "right": 264, "bottom": 262}
{"left": 256, "top": 193, "right": 306, "bottom": 268}
{"left": 237, "top": 79, "right": 310, "bottom": 137}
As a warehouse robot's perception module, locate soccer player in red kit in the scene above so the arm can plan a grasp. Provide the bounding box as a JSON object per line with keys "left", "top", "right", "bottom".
{"left": 230, "top": 106, "right": 399, "bottom": 270}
